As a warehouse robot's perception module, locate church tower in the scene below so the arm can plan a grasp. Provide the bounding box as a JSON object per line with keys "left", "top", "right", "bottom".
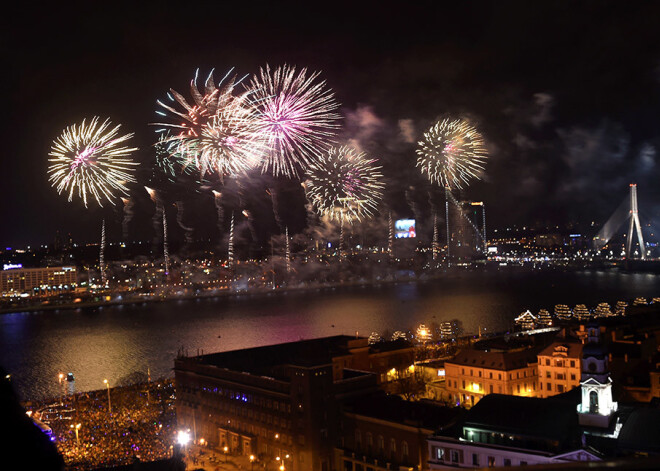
{"left": 577, "top": 322, "right": 617, "bottom": 428}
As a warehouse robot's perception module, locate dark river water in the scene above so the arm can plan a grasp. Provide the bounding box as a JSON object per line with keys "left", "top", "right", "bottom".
{"left": 2, "top": 268, "right": 659, "bottom": 401}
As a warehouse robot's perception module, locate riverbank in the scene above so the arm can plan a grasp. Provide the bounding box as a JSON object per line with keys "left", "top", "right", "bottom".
{"left": 0, "top": 263, "right": 618, "bottom": 316}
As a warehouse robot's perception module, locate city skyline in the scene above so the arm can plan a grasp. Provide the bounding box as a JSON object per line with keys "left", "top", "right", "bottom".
{"left": 4, "top": 1, "right": 660, "bottom": 248}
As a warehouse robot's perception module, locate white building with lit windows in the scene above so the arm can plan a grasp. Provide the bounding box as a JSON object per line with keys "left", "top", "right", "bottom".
{"left": 537, "top": 339, "right": 583, "bottom": 398}
{"left": 0, "top": 265, "right": 77, "bottom": 296}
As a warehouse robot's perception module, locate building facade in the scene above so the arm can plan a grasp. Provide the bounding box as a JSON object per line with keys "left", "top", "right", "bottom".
{"left": 537, "top": 340, "right": 583, "bottom": 398}
{"left": 444, "top": 347, "right": 541, "bottom": 406}
{"left": 0, "top": 266, "right": 77, "bottom": 297}
{"left": 174, "top": 336, "right": 413, "bottom": 471}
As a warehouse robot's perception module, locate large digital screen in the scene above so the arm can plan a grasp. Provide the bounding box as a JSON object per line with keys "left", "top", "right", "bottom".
{"left": 395, "top": 219, "right": 416, "bottom": 239}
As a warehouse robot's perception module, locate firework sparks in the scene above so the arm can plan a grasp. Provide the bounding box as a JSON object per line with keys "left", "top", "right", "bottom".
{"left": 250, "top": 64, "right": 341, "bottom": 178}
{"left": 48, "top": 117, "right": 138, "bottom": 207}
{"left": 154, "top": 69, "right": 263, "bottom": 178}
{"left": 304, "top": 146, "right": 384, "bottom": 224}
{"left": 416, "top": 118, "right": 487, "bottom": 189}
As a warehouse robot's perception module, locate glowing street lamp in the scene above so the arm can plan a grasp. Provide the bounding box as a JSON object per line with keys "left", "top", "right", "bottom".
{"left": 177, "top": 430, "right": 191, "bottom": 446}
{"left": 250, "top": 454, "right": 256, "bottom": 471}
{"left": 58, "top": 373, "right": 64, "bottom": 384}
{"left": 70, "top": 423, "right": 81, "bottom": 446}
{"left": 103, "top": 379, "right": 112, "bottom": 414}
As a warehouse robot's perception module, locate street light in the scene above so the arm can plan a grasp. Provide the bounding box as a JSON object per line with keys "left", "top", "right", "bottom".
{"left": 58, "top": 373, "right": 64, "bottom": 384}
{"left": 70, "top": 423, "right": 81, "bottom": 446}
{"left": 250, "top": 455, "right": 255, "bottom": 471}
{"left": 177, "top": 430, "right": 191, "bottom": 446}
{"left": 103, "top": 379, "right": 112, "bottom": 414}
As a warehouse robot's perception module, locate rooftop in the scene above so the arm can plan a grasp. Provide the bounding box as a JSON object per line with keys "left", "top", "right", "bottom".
{"left": 617, "top": 408, "right": 660, "bottom": 454}
{"left": 447, "top": 346, "right": 542, "bottom": 370}
{"left": 463, "top": 392, "right": 580, "bottom": 443}
{"left": 538, "top": 340, "right": 583, "bottom": 359}
{"left": 181, "top": 335, "right": 412, "bottom": 378}
{"left": 343, "top": 392, "right": 464, "bottom": 432}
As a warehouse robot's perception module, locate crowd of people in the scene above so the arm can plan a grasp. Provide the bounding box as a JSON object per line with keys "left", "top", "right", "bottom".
{"left": 27, "top": 380, "right": 177, "bottom": 470}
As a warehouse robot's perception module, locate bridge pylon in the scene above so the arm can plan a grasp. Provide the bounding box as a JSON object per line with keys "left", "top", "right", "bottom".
{"left": 627, "top": 184, "right": 646, "bottom": 260}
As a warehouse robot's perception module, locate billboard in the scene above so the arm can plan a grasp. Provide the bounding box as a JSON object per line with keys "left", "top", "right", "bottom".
{"left": 395, "top": 219, "right": 416, "bottom": 239}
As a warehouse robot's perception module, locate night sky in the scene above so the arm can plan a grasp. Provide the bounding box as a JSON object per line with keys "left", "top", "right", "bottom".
{"left": 4, "top": 1, "right": 660, "bottom": 248}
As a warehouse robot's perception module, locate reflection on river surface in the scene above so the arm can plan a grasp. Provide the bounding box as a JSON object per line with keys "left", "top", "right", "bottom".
{"left": 1, "top": 268, "right": 659, "bottom": 401}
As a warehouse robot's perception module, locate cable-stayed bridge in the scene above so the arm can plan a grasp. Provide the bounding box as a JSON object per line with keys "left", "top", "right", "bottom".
{"left": 593, "top": 184, "right": 656, "bottom": 259}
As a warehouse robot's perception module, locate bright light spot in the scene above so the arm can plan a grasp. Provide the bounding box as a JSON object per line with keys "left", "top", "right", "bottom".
{"left": 177, "top": 430, "right": 191, "bottom": 446}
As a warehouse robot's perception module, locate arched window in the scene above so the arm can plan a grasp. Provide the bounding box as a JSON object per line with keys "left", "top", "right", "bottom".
{"left": 589, "top": 390, "right": 599, "bottom": 413}
{"left": 402, "top": 441, "right": 409, "bottom": 461}
{"left": 355, "top": 430, "right": 362, "bottom": 450}
{"left": 390, "top": 438, "right": 396, "bottom": 458}
{"left": 377, "top": 435, "right": 385, "bottom": 453}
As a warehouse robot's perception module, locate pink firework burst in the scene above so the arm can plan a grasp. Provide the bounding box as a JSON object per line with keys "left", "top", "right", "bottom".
{"left": 250, "top": 64, "right": 341, "bottom": 178}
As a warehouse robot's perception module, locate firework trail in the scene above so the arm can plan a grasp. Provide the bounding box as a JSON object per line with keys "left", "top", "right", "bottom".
{"left": 304, "top": 146, "right": 384, "bottom": 224}
{"left": 416, "top": 118, "right": 487, "bottom": 189}
{"left": 175, "top": 200, "right": 194, "bottom": 246}
{"left": 163, "top": 209, "right": 170, "bottom": 276}
{"left": 212, "top": 190, "right": 225, "bottom": 235}
{"left": 250, "top": 64, "right": 341, "bottom": 178}
{"left": 121, "top": 197, "right": 134, "bottom": 241}
{"left": 154, "top": 69, "right": 263, "bottom": 178}
{"left": 432, "top": 212, "right": 439, "bottom": 261}
{"left": 100, "top": 219, "right": 107, "bottom": 286}
{"left": 228, "top": 212, "right": 235, "bottom": 266}
{"left": 48, "top": 117, "right": 138, "bottom": 207}
{"left": 285, "top": 226, "right": 291, "bottom": 273}
{"left": 388, "top": 211, "right": 394, "bottom": 258}
{"left": 145, "top": 186, "right": 163, "bottom": 245}
{"left": 145, "top": 186, "right": 169, "bottom": 272}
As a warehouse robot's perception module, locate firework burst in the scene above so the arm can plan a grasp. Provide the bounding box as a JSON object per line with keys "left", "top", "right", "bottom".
{"left": 48, "top": 117, "right": 138, "bottom": 207}
{"left": 250, "top": 64, "right": 341, "bottom": 178}
{"left": 416, "top": 118, "right": 487, "bottom": 189}
{"left": 304, "top": 146, "right": 384, "bottom": 223}
{"left": 154, "top": 69, "right": 263, "bottom": 178}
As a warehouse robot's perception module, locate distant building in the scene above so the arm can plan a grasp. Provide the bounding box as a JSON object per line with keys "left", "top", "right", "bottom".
{"left": 537, "top": 340, "right": 583, "bottom": 398}
{"left": 0, "top": 265, "right": 77, "bottom": 297}
{"left": 444, "top": 346, "right": 541, "bottom": 407}
{"left": 336, "top": 393, "right": 463, "bottom": 471}
{"left": 174, "top": 336, "right": 414, "bottom": 471}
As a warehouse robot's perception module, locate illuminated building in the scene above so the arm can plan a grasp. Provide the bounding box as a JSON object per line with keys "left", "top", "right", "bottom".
{"left": 444, "top": 347, "right": 541, "bottom": 407}
{"left": 174, "top": 336, "right": 414, "bottom": 471}
{"left": 514, "top": 310, "right": 537, "bottom": 331}
{"left": 0, "top": 265, "right": 77, "bottom": 297}
{"left": 537, "top": 340, "right": 582, "bottom": 398}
